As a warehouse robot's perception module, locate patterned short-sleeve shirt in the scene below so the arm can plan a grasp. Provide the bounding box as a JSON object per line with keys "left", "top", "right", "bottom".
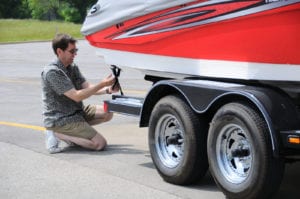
{"left": 41, "top": 59, "right": 86, "bottom": 128}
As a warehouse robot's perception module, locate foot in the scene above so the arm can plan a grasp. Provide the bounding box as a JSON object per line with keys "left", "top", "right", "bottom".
{"left": 48, "top": 147, "right": 63, "bottom": 154}
{"left": 45, "top": 130, "right": 63, "bottom": 154}
{"left": 63, "top": 140, "right": 76, "bottom": 147}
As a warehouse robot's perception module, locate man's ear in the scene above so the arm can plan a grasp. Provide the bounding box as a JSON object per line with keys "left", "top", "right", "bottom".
{"left": 56, "top": 48, "right": 63, "bottom": 56}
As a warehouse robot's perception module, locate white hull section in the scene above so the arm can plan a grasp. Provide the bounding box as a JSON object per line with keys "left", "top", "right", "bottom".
{"left": 96, "top": 48, "right": 300, "bottom": 82}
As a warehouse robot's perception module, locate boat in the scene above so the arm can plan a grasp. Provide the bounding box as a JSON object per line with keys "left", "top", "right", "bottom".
{"left": 81, "top": 0, "right": 300, "bottom": 82}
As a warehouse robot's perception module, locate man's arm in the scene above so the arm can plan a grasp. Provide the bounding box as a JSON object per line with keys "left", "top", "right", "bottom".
{"left": 82, "top": 78, "right": 120, "bottom": 95}
{"left": 81, "top": 81, "right": 108, "bottom": 95}
{"left": 64, "top": 75, "right": 115, "bottom": 102}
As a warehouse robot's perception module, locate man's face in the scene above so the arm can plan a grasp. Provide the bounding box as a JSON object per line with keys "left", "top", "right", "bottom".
{"left": 58, "top": 43, "right": 78, "bottom": 66}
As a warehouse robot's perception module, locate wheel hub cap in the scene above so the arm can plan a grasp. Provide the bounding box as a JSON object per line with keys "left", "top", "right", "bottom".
{"left": 155, "top": 114, "right": 184, "bottom": 168}
{"left": 217, "top": 124, "right": 252, "bottom": 184}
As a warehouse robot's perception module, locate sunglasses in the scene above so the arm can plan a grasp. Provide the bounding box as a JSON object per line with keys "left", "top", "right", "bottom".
{"left": 67, "top": 48, "right": 78, "bottom": 54}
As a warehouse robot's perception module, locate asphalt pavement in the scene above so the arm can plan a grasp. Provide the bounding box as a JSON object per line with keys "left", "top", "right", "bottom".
{"left": 0, "top": 41, "right": 299, "bottom": 199}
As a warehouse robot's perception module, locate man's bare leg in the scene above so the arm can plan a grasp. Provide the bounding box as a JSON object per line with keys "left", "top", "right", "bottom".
{"left": 55, "top": 132, "right": 107, "bottom": 151}
{"left": 88, "top": 105, "right": 113, "bottom": 126}
{"left": 53, "top": 105, "right": 112, "bottom": 151}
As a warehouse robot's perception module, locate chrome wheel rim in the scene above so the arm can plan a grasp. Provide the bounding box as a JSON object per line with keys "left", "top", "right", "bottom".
{"left": 155, "top": 114, "right": 184, "bottom": 168}
{"left": 216, "top": 124, "right": 252, "bottom": 184}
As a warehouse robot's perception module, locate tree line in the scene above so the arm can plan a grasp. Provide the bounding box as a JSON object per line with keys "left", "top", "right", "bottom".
{"left": 0, "top": 0, "right": 97, "bottom": 23}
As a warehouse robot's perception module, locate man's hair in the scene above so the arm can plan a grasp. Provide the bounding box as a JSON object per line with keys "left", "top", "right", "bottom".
{"left": 52, "top": 33, "right": 77, "bottom": 55}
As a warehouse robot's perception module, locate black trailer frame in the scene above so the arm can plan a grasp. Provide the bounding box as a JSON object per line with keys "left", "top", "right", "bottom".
{"left": 105, "top": 79, "right": 300, "bottom": 155}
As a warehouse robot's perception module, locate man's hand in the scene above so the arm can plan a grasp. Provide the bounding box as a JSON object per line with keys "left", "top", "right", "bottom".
{"left": 108, "top": 83, "right": 120, "bottom": 94}
{"left": 102, "top": 74, "right": 116, "bottom": 87}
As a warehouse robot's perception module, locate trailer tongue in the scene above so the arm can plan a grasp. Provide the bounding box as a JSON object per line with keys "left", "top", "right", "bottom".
{"left": 104, "top": 95, "right": 143, "bottom": 117}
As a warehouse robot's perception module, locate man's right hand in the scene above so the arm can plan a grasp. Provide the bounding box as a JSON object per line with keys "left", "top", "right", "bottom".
{"left": 103, "top": 74, "right": 116, "bottom": 87}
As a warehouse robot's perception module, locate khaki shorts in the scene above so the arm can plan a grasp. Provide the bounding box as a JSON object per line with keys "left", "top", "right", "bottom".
{"left": 82, "top": 104, "right": 97, "bottom": 122}
{"left": 48, "top": 105, "right": 98, "bottom": 139}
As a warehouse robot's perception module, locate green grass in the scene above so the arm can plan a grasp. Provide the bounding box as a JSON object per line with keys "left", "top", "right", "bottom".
{"left": 0, "top": 19, "right": 84, "bottom": 43}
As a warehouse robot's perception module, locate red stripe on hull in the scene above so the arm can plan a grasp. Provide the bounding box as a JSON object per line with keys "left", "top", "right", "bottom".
{"left": 86, "top": 2, "right": 300, "bottom": 65}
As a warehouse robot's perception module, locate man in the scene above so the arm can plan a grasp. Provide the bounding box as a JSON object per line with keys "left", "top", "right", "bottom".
{"left": 41, "top": 33, "right": 118, "bottom": 153}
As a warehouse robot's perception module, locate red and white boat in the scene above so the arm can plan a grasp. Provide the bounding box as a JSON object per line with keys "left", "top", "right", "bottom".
{"left": 81, "top": 0, "right": 300, "bottom": 82}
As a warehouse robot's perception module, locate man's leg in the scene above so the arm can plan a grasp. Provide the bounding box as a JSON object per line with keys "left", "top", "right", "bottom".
{"left": 51, "top": 121, "right": 107, "bottom": 151}
{"left": 55, "top": 132, "right": 107, "bottom": 151}
{"left": 48, "top": 105, "right": 112, "bottom": 152}
{"left": 87, "top": 105, "right": 113, "bottom": 126}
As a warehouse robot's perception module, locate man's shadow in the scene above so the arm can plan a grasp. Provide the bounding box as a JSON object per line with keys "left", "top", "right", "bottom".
{"left": 62, "top": 144, "right": 148, "bottom": 156}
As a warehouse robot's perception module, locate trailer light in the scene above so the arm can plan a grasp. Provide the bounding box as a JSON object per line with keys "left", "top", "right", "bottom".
{"left": 288, "top": 136, "right": 300, "bottom": 145}
{"left": 103, "top": 102, "right": 108, "bottom": 113}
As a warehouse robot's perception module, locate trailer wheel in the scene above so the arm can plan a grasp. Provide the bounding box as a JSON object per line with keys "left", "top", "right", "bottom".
{"left": 207, "top": 102, "right": 284, "bottom": 199}
{"left": 149, "top": 95, "right": 208, "bottom": 185}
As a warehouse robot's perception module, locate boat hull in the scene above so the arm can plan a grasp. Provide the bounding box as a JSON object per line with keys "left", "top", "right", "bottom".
{"left": 84, "top": 0, "right": 300, "bottom": 82}
{"left": 95, "top": 48, "right": 300, "bottom": 82}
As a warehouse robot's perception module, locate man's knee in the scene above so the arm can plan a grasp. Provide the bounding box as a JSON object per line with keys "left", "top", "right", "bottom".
{"left": 105, "top": 112, "right": 113, "bottom": 122}
{"left": 92, "top": 133, "right": 107, "bottom": 151}
{"left": 95, "top": 140, "right": 107, "bottom": 151}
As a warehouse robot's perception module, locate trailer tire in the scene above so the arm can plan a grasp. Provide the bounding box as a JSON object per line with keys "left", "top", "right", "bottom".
{"left": 207, "top": 102, "right": 284, "bottom": 199}
{"left": 149, "top": 95, "right": 208, "bottom": 185}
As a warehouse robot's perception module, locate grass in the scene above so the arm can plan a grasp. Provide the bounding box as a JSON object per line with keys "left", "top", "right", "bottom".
{"left": 0, "top": 19, "right": 84, "bottom": 43}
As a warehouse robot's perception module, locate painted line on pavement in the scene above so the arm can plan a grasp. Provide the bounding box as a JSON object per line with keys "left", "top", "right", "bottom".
{"left": 0, "top": 78, "right": 39, "bottom": 84}
{"left": 0, "top": 121, "right": 45, "bottom": 131}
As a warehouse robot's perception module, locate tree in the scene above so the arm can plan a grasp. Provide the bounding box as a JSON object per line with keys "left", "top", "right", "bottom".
{"left": 58, "top": 2, "right": 81, "bottom": 23}
{"left": 64, "top": 0, "right": 96, "bottom": 23}
{"left": 0, "top": 0, "right": 97, "bottom": 23}
{"left": 0, "top": 0, "right": 30, "bottom": 19}
{"left": 27, "top": 0, "right": 60, "bottom": 20}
